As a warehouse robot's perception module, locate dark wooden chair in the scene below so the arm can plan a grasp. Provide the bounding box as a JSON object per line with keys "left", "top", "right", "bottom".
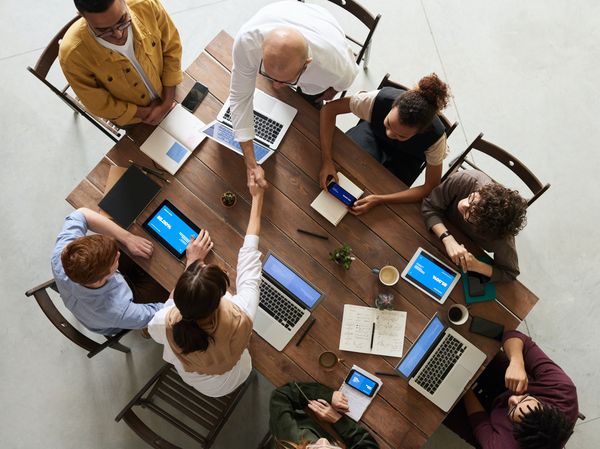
{"left": 115, "top": 364, "right": 254, "bottom": 449}
{"left": 377, "top": 73, "right": 458, "bottom": 137}
{"left": 442, "top": 133, "right": 550, "bottom": 208}
{"left": 25, "top": 279, "right": 130, "bottom": 358}
{"left": 26, "top": 15, "right": 123, "bottom": 142}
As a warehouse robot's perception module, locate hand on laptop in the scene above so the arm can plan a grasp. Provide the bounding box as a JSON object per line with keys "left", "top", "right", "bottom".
{"left": 124, "top": 234, "right": 154, "bottom": 259}
{"left": 185, "top": 230, "right": 213, "bottom": 267}
{"left": 331, "top": 391, "right": 349, "bottom": 413}
{"left": 505, "top": 359, "right": 528, "bottom": 394}
{"left": 308, "top": 399, "right": 342, "bottom": 424}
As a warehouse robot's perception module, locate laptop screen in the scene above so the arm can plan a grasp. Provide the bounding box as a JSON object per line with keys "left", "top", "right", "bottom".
{"left": 396, "top": 315, "right": 446, "bottom": 378}
{"left": 263, "top": 254, "right": 321, "bottom": 309}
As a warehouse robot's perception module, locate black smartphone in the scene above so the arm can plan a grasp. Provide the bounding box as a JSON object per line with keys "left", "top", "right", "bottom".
{"left": 327, "top": 178, "right": 357, "bottom": 207}
{"left": 181, "top": 82, "right": 208, "bottom": 113}
{"left": 344, "top": 369, "right": 378, "bottom": 397}
{"left": 469, "top": 316, "right": 504, "bottom": 341}
{"left": 468, "top": 274, "right": 486, "bottom": 296}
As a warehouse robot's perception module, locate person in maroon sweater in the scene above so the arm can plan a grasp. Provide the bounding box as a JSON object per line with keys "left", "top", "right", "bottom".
{"left": 461, "top": 330, "right": 578, "bottom": 449}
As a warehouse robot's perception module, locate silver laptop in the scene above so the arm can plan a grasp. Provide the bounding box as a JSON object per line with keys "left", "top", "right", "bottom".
{"left": 395, "top": 313, "right": 486, "bottom": 412}
{"left": 253, "top": 252, "right": 324, "bottom": 351}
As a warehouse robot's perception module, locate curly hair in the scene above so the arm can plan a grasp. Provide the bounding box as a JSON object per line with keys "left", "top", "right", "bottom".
{"left": 468, "top": 183, "right": 528, "bottom": 239}
{"left": 392, "top": 73, "right": 450, "bottom": 131}
{"left": 513, "top": 404, "right": 574, "bottom": 449}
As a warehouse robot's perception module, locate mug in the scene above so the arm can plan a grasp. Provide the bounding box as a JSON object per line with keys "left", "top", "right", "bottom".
{"left": 448, "top": 304, "right": 469, "bottom": 325}
{"left": 318, "top": 351, "right": 340, "bottom": 370}
{"left": 372, "top": 265, "right": 400, "bottom": 286}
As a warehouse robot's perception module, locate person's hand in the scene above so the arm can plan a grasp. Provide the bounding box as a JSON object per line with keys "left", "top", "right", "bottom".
{"left": 143, "top": 101, "right": 173, "bottom": 125}
{"left": 443, "top": 237, "right": 470, "bottom": 270}
{"left": 319, "top": 160, "right": 338, "bottom": 189}
{"left": 317, "top": 87, "right": 338, "bottom": 102}
{"left": 246, "top": 165, "right": 268, "bottom": 189}
{"left": 350, "top": 195, "right": 381, "bottom": 215}
{"left": 185, "top": 230, "right": 213, "bottom": 265}
{"left": 248, "top": 169, "right": 267, "bottom": 197}
{"left": 331, "top": 391, "right": 349, "bottom": 413}
{"left": 124, "top": 234, "right": 154, "bottom": 259}
{"left": 308, "top": 399, "right": 342, "bottom": 424}
{"left": 505, "top": 359, "right": 528, "bottom": 394}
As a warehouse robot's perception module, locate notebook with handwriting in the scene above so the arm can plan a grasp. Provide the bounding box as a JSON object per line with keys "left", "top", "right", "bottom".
{"left": 339, "top": 304, "right": 406, "bottom": 357}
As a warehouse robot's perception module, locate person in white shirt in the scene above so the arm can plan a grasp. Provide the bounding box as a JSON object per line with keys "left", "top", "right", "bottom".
{"left": 148, "top": 174, "right": 266, "bottom": 397}
{"left": 230, "top": 1, "right": 359, "bottom": 187}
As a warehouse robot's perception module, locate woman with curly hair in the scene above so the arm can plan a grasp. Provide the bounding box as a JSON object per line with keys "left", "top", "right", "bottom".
{"left": 421, "top": 170, "right": 528, "bottom": 282}
{"left": 319, "top": 73, "right": 451, "bottom": 214}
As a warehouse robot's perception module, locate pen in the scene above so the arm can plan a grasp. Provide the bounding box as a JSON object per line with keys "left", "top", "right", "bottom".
{"left": 297, "top": 228, "right": 329, "bottom": 240}
{"left": 295, "top": 317, "right": 317, "bottom": 346}
{"left": 370, "top": 322, "right": 375, "bottom": 351}
{"left": 128, "top": 160, "right": 171, "bottom": 183}
{"left": 375, "top": 371, "right": 400, "bottom": 377}
{"left": 294, "top": 381, "right": 311, "bottom": 402}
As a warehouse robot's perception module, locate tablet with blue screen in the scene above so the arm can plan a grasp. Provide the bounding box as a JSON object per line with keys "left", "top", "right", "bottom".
{"left": 401, "top": 247, "right": 460, "bottom": 304}
{"left": 142, "top": 200, "right": 201, "bottom": 260}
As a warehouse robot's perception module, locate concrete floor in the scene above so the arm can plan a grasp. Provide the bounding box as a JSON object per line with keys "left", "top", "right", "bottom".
{"left": 1, "top": 0, "right": 598, "bottom": 448}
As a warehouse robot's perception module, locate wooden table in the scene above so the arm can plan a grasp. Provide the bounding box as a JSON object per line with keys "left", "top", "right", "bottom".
{"left": 67, "top": 31, "right": 538, "bottom": 449}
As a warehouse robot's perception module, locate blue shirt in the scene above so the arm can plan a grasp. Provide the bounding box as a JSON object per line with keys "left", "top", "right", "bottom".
{"left": 51, "top": 211, "right": 164, "bottom": 335}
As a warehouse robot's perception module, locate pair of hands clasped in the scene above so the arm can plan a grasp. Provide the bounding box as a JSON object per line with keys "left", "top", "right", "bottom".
{"left": 307, "top": 391, "right": 349, "bottom": 424}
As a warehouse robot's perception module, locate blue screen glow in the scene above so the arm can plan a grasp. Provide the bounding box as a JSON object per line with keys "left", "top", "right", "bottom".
{"left": 396, "top": 315, "right": 445, "bottom": 378}
{"left": 327, "top": 181, "right": 356, "bottom": 206}
{"left": 346, "top": 370, "right": 377, "bottom": 396}
{"left": 147, "top": 205, "right": 198, "bottom": 255}
{"left": 203, "top": 123, "right": 272, "bottom": 162}
{"left": 263, "top": 255, "right": 321, "bottom": 309}
{"left": 406, "top": 252, "right": 456, "bottom": 299}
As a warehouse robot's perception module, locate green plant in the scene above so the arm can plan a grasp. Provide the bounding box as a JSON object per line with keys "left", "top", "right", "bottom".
{"left": 221, "top": 191, "right": 237, "bottom": 207}
{"left": 329, "top": 244, "right": 354, "bottom": 270}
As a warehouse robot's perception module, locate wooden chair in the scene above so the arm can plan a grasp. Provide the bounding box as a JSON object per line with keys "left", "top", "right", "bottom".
{"left": 25, "top": 279, "right": 130, "bottom": 358}
{"left": 442, "top": 133, "right": 551, "bottom": 208}
{"left": 26, "top": 16, "right": 123, "bottom": 142}
{"left": 377, "top": 73, "right": 458, "bottom": 137}
{"left": 115, "top": 364, "right": 254, "bottom": 449}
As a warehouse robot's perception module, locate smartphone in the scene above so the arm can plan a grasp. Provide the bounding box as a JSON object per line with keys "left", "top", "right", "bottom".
{"left": 327, "top": 179, "right": 357, "bottom": 207}
{"left": 469, "top": 316, "right": 504, "bottom": 341}
{"left": 344, "top": 369, "right": 378, "bottom": 397}
{"left": 468, "top": 274, "right": 486, "bottom": 296}
{"left": 181, "top": 82, "right": 208, "bottom": 113}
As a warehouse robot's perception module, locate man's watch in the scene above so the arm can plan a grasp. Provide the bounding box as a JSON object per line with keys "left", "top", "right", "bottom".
{"left": 439, "top": 230, "right": 452, "bottom": 242}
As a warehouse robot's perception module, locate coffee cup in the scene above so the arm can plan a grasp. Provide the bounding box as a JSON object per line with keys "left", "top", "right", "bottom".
{"left": 318, "top": 351, "right": 340, "bottom": 370}
{"left": 448, "top": 304, "right": 469, "bottom": 325}
{"left": 372, "top": 265, "right": 400, "bottom": 286}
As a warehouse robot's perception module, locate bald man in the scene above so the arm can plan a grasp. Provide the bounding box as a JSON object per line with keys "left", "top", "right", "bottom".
{"left": 230, "top": 1, "right": 359, "bottom": 186}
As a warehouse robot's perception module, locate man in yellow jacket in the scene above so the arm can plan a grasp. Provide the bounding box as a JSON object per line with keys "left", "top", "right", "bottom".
{"left": 59, "top": 0, "right": 182, "bottom": 127}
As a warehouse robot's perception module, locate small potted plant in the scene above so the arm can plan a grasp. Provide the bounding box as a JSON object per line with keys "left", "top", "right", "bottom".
{"left": 329, "top": 243, "right": 355, "bottom": 270}
{"left": 221, "top": 191, "right": 237, "bottom": 208}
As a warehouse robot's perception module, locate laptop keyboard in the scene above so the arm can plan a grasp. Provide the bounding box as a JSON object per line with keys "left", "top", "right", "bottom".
{"left": 223, "top": 108, "right": 283, "bottom": 145}
{"left": 259, "top": 279, "right": 304, "bottom": 330}
{"left": 415, "top": 334, "right": 467, "bottom": 395}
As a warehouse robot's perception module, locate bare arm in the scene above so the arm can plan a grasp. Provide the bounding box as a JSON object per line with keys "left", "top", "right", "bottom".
{"left": 246, "top": 171, "right": 266, "bottom": 236}
{"left": 504, "top": 336, "right": 528, "bottom": 393}
{"left": 319, "top": 97, "right": 352, "bottom": 188}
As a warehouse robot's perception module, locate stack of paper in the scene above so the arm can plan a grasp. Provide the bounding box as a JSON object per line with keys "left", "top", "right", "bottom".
{"left": 310, "top": 172, "right": 363, "bottom": 226}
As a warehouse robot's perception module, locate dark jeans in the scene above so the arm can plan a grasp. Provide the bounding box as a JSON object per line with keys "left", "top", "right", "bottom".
{"left": 118, "top": 252, "right": 169, "bottom": 304}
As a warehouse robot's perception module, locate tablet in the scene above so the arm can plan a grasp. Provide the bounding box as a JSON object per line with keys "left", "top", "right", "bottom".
{"left": 401, "top": 247, "right": 460, "bottom": 304}
{"left": 142, "top": 200, "right": 200, "bottom": 260}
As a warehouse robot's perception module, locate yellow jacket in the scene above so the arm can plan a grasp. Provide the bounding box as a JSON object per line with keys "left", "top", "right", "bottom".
{"left": 59, "top": 0, "right": 182, "bottom": 126}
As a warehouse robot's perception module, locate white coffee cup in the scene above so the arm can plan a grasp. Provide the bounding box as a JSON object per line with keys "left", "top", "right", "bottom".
{"left": 448, "top": 304, "right": 469, "bottom": 325}
{"left": 372, "top": 265, "right": 400, "bottom": 286}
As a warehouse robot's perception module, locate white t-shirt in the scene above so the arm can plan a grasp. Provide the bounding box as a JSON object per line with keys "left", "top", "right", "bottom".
{"left": 93, "top": 27, "right": 159, "bottom": 100}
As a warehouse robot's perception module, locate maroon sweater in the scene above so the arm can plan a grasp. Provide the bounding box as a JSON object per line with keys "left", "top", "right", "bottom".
{"left": 469, "top": 331, "right": 578, "bottom": 449}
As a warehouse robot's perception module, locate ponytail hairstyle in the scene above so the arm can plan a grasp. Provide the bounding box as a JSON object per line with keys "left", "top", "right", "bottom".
{"left": 172, "top": 261, "right": 230, "bottom": 354}
{"left": 392, "top": 73, "right": 450, "bottom": 131}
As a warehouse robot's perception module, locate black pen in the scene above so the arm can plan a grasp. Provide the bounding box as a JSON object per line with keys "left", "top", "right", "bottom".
{"left": 297, "top": 228, "right": 329, "bottom": 240}
{"left": 295, "top": 317, "right": 316, "bottom": 346}
{"left": 375, "top": 371, "right": 400, "bottom": 377}
{"left": 370, "top": 322, "right": 375, "bottom": 351}
{"left": 128, "top": 160, "right": 171, "bottom": 183}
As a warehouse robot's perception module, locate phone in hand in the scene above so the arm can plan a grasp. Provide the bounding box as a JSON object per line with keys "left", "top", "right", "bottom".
{"left": 344, "top": 369, "right": 378, "bottom": 397}
{"left": 469, "top": 316, "right": 504, "bottom": 341}
{"left": 181, "top": 82, "right": 208, "bottom": 113}
{"left": 327, "top": 178, "right": 357, "bottom": 207}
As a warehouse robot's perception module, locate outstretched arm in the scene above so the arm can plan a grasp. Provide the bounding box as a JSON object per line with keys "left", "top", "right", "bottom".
{"left": 319, "top": 97, "right": 352, "bottom": 188}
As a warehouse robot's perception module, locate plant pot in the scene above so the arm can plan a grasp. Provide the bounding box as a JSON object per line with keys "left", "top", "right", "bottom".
{"left": 221, "top": 192, "right": 237, "bottom": 208}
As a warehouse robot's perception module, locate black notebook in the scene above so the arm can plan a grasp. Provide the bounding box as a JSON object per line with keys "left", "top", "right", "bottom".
{"left": 98, "top": 166, "right": 161, "bottom": 228}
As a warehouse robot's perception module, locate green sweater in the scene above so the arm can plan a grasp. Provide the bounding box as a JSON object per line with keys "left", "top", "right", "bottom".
{"left": 269, "top": 382, "right": 380, "bottom": 449}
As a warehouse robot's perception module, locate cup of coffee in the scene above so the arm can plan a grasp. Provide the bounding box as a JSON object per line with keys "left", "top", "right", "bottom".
{"left": 372, "top": 265, "right": 400, "bottom": 286}
{"left": 448, "top": 304, "right": 469, "bottom": 325}
{"left": 318, "top": 351, "right": 339, "bottom": 370}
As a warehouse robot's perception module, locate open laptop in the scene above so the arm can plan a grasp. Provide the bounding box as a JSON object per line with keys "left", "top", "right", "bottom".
{"left": 253, "top": 252, "right": 324, "bottom": 351}
{"left": 395, "top": 313, "right": 486, "bottom": 412}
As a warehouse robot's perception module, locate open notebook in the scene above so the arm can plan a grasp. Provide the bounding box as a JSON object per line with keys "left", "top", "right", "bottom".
{"left": 310, "top": 172, "right": 363, "bottom": 226}
{"left": 140, "top": 104, "right": 206, "bottom": 175}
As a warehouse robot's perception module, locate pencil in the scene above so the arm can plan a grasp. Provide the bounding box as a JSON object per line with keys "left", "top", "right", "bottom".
{"left": 295, "top": 318, "right": 316, "bottom": 346}
{"left": 375, "top": 371, "right": 400, "bottom": 377}
{"left": 297, "top": 228, "right": 329, "bottom": 240}
{"left": 370, "top": 322, "right": 375, "bottom": 350}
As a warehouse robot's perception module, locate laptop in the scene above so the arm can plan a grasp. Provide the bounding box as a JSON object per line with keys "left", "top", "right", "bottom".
{"left": 395, "top": 313, "right": 486, "bottom": 412}
{"left": 253, "top": 252, "right": 324, "bottom": 351}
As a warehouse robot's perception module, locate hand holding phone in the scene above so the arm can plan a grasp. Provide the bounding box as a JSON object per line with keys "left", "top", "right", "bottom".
{"left": 344, "top": 369, "right": 378, "bottom": 397}
{"left": 327, "top": 177, "right": 357, "bottom": 207}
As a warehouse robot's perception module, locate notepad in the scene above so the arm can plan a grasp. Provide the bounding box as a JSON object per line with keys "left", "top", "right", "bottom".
{"left": 339, "top": 304, "right": 406, "bottom": 357}
{"left": 310, "top": 172, "right": 364, "bottom": 226}
{"left": 339, "top": 365, "right": 382, "bottom": 421}
{"left": 140, "top": 104, "right": 206, "bottom": 175}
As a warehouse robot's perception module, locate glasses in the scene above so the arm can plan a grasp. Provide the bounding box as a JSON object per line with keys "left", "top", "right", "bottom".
{"left": 507, "top": 394, "right": 532, "bottom": 419}
{"left": 464, "top": 192, "right": 478, "bottom": 224}
{"left": 259, "top": 59, "right": 307, "bottom": 86}
{"left": 91, "top": 12, "right": 132, "bottom": 39}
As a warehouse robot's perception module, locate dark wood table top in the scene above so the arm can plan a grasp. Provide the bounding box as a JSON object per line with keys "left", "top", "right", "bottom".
{"left": 66, "top": 31, "right": 539, "bottom": 449}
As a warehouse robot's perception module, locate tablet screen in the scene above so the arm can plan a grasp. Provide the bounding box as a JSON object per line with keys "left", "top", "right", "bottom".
{"left": 402, "top": 248, "right": 459, "bottom": 303}
{"left": 142, "top": 200, "right": 200, "bottom": 259}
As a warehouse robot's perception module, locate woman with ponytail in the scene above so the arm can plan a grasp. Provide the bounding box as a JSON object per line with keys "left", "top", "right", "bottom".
{"left": 319, "top": 73, "right": 451, "bottom": 214}
{"left": 148, "top": 170, "right": 266, "bottom": 397}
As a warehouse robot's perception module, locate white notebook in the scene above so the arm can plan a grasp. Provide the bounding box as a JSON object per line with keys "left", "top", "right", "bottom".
{"left": 310, "top": 172, "right": 364, "bottom": 226}
{"left": 140, "top": 104, "right": 206, "bottom": 175}
{"left": 339, "top": 304, "right": 407, "bottom": 358}
{"left": 339, "top": 365, "right": 382, "bottom": 421}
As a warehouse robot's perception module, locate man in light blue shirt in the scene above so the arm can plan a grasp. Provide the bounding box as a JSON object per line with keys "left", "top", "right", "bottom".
{"left": 51, "top": 208, "right": 167, "bottom": 335}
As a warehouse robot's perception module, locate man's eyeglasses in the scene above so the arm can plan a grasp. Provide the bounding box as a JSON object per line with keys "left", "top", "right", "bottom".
{"left": 258, "top": 59, "right": 307, "bottom": 86}
{"left": 464, "top": 192, "right": 478, "bottom": 224}
{"left": 507, "top": 394, "right": 532, "bottom": 419}
{"left": 91, "top": 12, "right": 132, "bottom": 39}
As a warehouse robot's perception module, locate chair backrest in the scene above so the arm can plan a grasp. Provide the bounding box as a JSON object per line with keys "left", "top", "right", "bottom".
{"left": 25, "top": 279, "right": 130, "bottom": 358}
{"left": 116, "top": 364, "right": 253, "bottom": 449}
{"left": 442, "top": 133, "right": 551, "bottom": 208}
{"left": 377, "top": 73, "right": 458, "bottom": 137}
